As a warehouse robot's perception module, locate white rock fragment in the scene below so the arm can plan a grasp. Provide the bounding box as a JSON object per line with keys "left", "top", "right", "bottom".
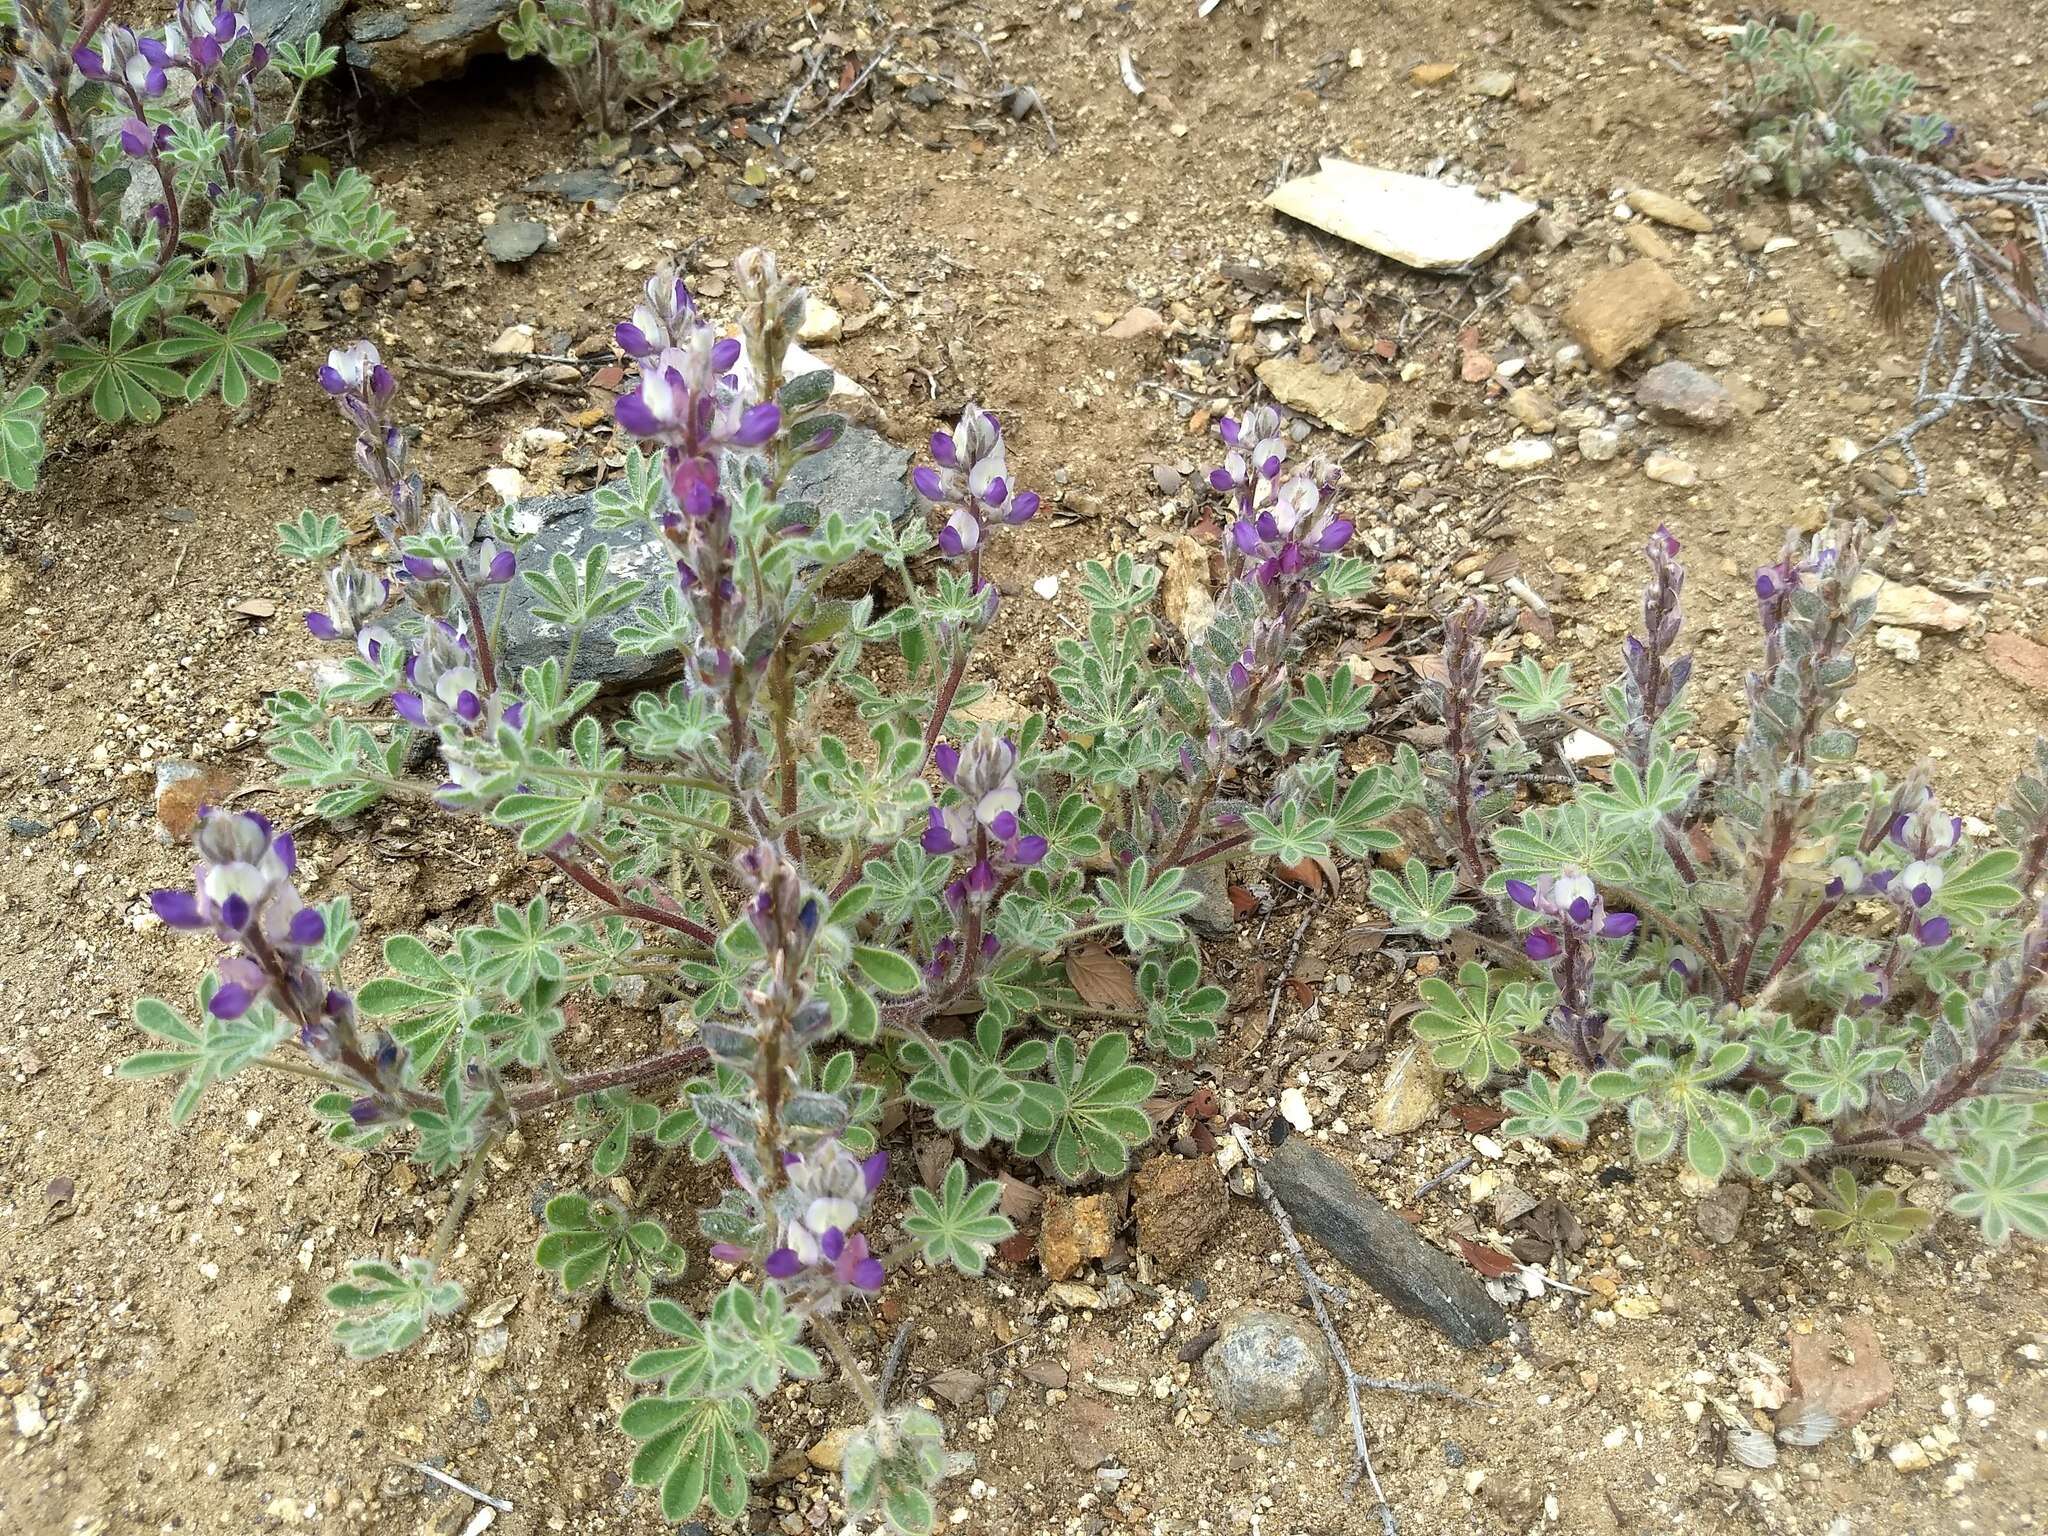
{"left": 1483, "top": 438, "right": 1555, "bottom": 471}
{"left": 484, "top": 466, "right": 526, "bottom": 503}
{"left": 1278, "top": 1086, "right": 1314, "bottom": 1134}
{"left": 1560, "top": 729, "right": 1616, "bottom": 767}
{"left": 1265, "top": 159, "right": 1539, "bottom": 271}
{"left": 797, "top": 297, "right": 844, "bottom": 344}
{"left": 1643, "top": 450, "right": 1699, "bottom": 487}
{"left": 1874, "top": 626, "right": 1922, "bottom": 664}
{"left": 1031, "top": 575, "right": 1061, "bottom": 600}
{"left": 1578, "top": 426, "right": 1621, "bottom": 461}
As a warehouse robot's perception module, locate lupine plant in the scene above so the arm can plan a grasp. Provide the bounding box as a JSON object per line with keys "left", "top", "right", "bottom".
{"left": 125, "top": 249, "right": 1385, "bottom": 1529}
{"left": 1724, "top": 14, "right": 2048, "bottom": 489}
{"left": 1724, "top": 11, "right": 1952, "bottom": 198}
{"left": 499, "top": 0, "right": 716, "bottom": 144}
{"left": 1386, "top": 525, "right": 2048, "bottom": 1269}
{"left": 0, "top": 0, "right": 406, "bottom": 490}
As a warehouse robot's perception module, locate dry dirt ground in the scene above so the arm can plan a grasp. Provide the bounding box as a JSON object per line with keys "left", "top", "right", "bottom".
{"left": 5, "top": 1, "right": 2048, "bottom": 1534}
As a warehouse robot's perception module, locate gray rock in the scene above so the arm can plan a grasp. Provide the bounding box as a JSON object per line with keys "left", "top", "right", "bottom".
{"left": 1828, "top": 227, "right": 1885, "bottom": 279}
{"left": 246, "top": 0, "right": 349, "bottom": 47}
{"left": 484, "top": 211, "right": 550, "bottom": 264}
{"left": 492, "top": 427, "right": 911, "bottom": 688}
{"left": 1262, "top": 1137, "right": 1510, "bottom": 1348}
{"left": 779, "top": 424, "right": 911, "bottom": 529}
{"left": 1179, "top": 862, "right": 1237, "bottom": 939}
{"left": 1201, "top": 1310, "right": 1334, "bottom": 1429}
{"left": 1634, "top": 360, "right": 1736, "bottom": 430}
{"left": 525, "top": 169, "right": 628, "bottom": 213}
{"left": 342, "top": 0, "right": 517, "bottom": 89}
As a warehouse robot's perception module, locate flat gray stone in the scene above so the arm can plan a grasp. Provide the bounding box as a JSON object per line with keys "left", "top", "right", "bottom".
{"left": 1634, "top": 360, "right": 1736, "bottom": 430}
{"left": 524, "top": 169, "right": 628, "bottom": 213}
{"left": 491, "top": 427, "right": 912, "bottom": 689}
{"left": 247, "top": 0, "right": 350, "bottom": 46}
{"left": 341, "top": 0, "right": 516, "bottom": 89}
{"left": 1262, "top": 1136, "right": 1510, "bottom": 1348}
{"left": 483, "top": 212, "right": 550, "bottom": 264}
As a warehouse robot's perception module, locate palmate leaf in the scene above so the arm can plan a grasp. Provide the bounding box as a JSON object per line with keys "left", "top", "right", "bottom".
{"left": 1039, "top": 1032, "right": 1156, "bottom": 1182}
{"left": 1244, "top": 802, "right": 1335, "bottom": 864}
{"left": 1495, "top": 655, "right": 1573, "bottom": 720}
{"left": 120, "top": 989, "right": 290, "bottom": 1125}
{"left": 1501, "top": 1071, "right": 1603, "bottom": 1145}
{"left": 1090, "top": 856, "right": 1201, "bottom": 951}
{"left": 356, "top": 933, "right": 487, "bottom": 1077}
{"left": 907, "top": 1040, "right": 1029, "bottom": 1148}
{"left": 1369, "top": 857, "right": 1477, "bottom": 941}
{"left": 1266, "top": 668, "right": 1376, "bottom": 748}
{"left": 903, "top": 1159, "right": 1014, "bottom": 1275}
{"left": 325, "top": 1256, "right": 464, "bottom": 1359}
{"left": 0, "top": 382, "right": 47, "bottom": 491}
{"left": 627, "top": 1296, "right": 717, "bottom": 1394}
{"left": 55, "top": 318, "right": 184, "bottom": 424}
{"left": 460, "top": 894, "right": 582, "bottom": 1000}
{"left": 1934, "top": 849, "right": 2024, "bottom": 928}
{"left": 1410, "top": 961, "right": 1533, "bottom": 1087}
{"left": 620, "top": 1389, "right": 769, "bottom": 1524}
{"left": 1811, "top": 1168, "right": 1932, "bottom": 1274}
{"left": 1950, "top": 1143, "right": 2048, "bottom": 1247}
{"left": 276, "top": 508, "right": 348, "bottom": 562}
{"left": 702, "top": 1281, "right": 821, "bottom": 1395}
{"left": 537, "top": 1190, "right": 686, "bottom": 1300}
{"left": 1138, "top": 950, "right": 1225, "bottom": 1058}
{"left": 158, "top": 294, "right": 286, "bottom": 406}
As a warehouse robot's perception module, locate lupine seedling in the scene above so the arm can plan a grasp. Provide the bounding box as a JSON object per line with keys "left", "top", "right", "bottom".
{"left": 1722, "top": 12, "right": 2048, "bottom": 485}
{"left": 0, "top": 0, "right": 406, "bottom": 490}
{"left": 1382, "top": 524, "right": 2048, "bottom": 1270}
{"left": 499, "top": 0, "right": 717, "bottom": 145}
{"left": 127, "top": 247, "right": 1392, "bottom": 1529}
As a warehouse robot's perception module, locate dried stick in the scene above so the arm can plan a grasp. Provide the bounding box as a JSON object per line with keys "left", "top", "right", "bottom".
{"left": 1230, "top": 1129, "right": 1479, "bottom": 1532}
{"left": 1266, "top": 907, "right": 1317, "bottom": 1034}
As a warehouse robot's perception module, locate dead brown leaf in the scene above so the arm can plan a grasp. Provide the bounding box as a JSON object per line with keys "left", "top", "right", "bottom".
{"left": 1064, "top": 945, "right": 1141, "bottom": 1010}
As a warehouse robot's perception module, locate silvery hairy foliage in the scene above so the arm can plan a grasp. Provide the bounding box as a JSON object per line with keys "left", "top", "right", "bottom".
{"left": 0, "top": 0, "right": 407, "bottom": 492}
{"left": 124, "top": 247, "right": 1391, "bottom": 1530}
{"left": 498, "top": 0, "right": 716, "bottom": 144}
{"left": 1379, "top": 524, "right": 2048, "bottom": 1274}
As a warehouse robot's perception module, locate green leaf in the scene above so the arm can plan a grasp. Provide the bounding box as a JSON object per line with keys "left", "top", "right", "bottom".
{"left": 325, "top": 1256, "right": 464, "bottom": 1359}
{"left": 277, "top": 508, "right": 348, "bottom": 562}
{"left": 702, "top": 1281, "right": 821, "bottom": 1395}
{"left": 907, "top": 1041, "right": 1026, "bottom": 1148}
{"left": 1500, "top": 1071, "right": 1603, "bottom": 1145}
{"left": 620, "top": 1391, "right": 768, "bottom": 1524}
{"left": 158, "top": 294, "right": 287, "bottom": 407}
{"left": 1137, "top": 951, "right": 1225, "bottom": 1059}
{"left": 120, "top": 990, "right": 290, "bottom": 1125}
{"left": 853, "top": 944, "right": 922, "bottom": 996}
{"left": 1266, "top": 667, "right": 1376, "bottom": 747}
{"left": 55, "top": 319, "right": 184, "bottom": 424}
{"left": 356, "top": 933, "right": 486, "bottom": 1077}
{"left": 1409, "top": 962, "right": 1530, "bottom": 1087}
{"left": 1935, "top": 849, "right": 2024, "bottom": 928}
{"left": 903, "top": 1160, "right": 1014, "bottom": 1275}
{"left": 1950, "top": 1142, "right": 2048, "bottom": 1247}
{"left": 1090, "top": 856, "right": 1202, "bottom": 951}
{"left": 0, "top": 383, "right": 47, "bottom": 492}
{"left": 1495, "top": 656, "right": 1573, "bottom": 720}
{"left": 1244, "top": 802, "right": 1335, "bottom": 864}
{"left": 1812, "top": 1168, "right": 1933, "bottom": 1275}
{"left": 1043, "top": 1033, "right": 1157, "bottom": 1182}
{"left": 1368, "top": 857, "right": 1476, "bottom": 941}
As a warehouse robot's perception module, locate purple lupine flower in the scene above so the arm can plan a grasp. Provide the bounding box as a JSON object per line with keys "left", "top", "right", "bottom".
{"left": 615, "top": 268, "right": 698, "bottom": 357}
{"left": 75, "top": 26, "right": 168, "bottom": 97}
{"left": 914, "top": 403, "right": 1040, "bottom": 570}
{"left": 1203, "top": 403, "right": 1349, "bottom": 610}
{"left": 150, "top": 809, "right": 312, "bottom": 954}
